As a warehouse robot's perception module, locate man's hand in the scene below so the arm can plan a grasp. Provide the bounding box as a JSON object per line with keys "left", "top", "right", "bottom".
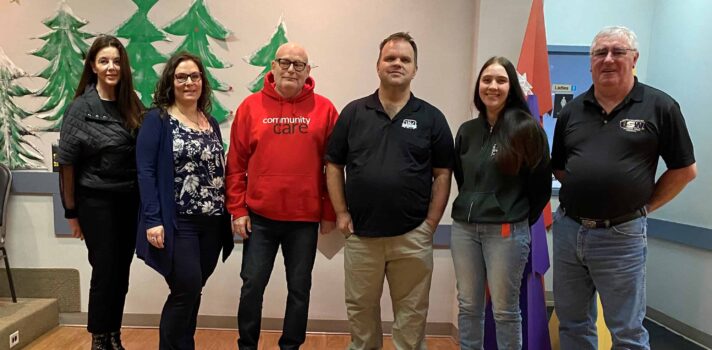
{"left": 147, "top": 225, "right": 165, "bottom": 249}
{"left": 320, "top": 220, "right": 336, "bottom": 235}
{"left": 232, "top": 216, "right": 252, "bottom": 239}
{"left": 68, "top": 218, "right": 83, "bottom": 240}
{"left": 336, "top": 212, "right": 354, "bottom": 235}
{"left": 424, "top": 218, "right": 438, "bottom": 233}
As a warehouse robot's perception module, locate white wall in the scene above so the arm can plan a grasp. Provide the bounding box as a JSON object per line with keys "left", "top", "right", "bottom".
{"left": 644, "top": 0, "right": 712, "bottom": 336}
{"left": 545, "top": 0, "right": 712, "bottom": 336}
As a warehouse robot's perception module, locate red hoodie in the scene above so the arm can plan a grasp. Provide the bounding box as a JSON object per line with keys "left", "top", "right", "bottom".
{"left": 226, "top": 72, "right": 337, "bottom": 222}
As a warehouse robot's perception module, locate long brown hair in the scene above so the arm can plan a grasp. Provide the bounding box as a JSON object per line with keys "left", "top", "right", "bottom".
{"left": 474, "top": 56, "right": 547, "bottom": 175}
{"left": 75, "top": 35, "right": 143, "bottom": 129}
{"left": 152, "top": 52, "right": 212, "bottom": 114}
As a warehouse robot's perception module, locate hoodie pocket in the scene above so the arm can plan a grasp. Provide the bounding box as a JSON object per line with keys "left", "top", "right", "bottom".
{"left": 452, "top": 192, "right": 505, "bottom": 223}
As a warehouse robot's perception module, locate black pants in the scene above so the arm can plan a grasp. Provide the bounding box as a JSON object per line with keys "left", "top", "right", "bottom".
{"left": 77, "top": 187, "right": 138, "bottom": 334}
{"left": 159, "top": 215, "right": 223, "bottom": 350}
{"left": 237, "top": 213, "right": 319, "bottom": 350}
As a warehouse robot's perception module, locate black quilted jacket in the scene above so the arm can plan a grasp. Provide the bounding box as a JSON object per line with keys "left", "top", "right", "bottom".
{"left": 57, "top": 85, "right": 138, "bottom": 191}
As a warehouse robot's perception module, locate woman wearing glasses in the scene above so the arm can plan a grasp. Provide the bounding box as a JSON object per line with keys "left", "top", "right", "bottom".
{"left": 57, "top": 35, "right": 143, "bottom": 350}
{"left": 450, "top": 56, "right": 551, "bottom": 349}
{"left": 136, "top": 52, "right": 233, "bottom": 349}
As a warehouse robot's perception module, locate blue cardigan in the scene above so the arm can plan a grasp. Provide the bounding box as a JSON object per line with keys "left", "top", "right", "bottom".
{"left": 136, "top": 108, "right": 233, "bottom": 277}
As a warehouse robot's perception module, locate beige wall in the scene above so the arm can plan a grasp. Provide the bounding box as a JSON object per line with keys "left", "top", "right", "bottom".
{"left": 2, "top": 0, "right": 535, "bottom": 325}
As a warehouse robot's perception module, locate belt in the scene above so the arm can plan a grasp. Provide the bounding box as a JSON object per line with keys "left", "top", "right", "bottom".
{"left": 566, "top": 208, "right": 646, "bottom": 229}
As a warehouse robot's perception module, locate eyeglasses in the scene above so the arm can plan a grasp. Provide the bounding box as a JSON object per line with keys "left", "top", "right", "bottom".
{"left": 591, "top": 47, "right": 637, "bottom": 59}
{"left": 174, "top": 72, "right": 202, "bottom": 84}
{"left": 274, "top": 58, "right": 308, "bottom": 72}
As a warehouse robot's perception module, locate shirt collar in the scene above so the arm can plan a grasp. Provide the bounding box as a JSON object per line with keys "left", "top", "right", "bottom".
{"left": 584, "top": 76, "right": 644, "bottom": 108}
{"left": 365, "top": 90, "right": 422, "bottom": 118}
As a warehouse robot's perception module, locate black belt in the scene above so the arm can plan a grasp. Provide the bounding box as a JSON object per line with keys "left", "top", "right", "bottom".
{"left": 566, "top": 208, "right": 646, "bottom": 229}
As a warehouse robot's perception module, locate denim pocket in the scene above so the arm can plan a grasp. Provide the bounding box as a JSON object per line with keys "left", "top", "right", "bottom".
{"left": 611, "top": 217, "right": 647, "bottom": 237}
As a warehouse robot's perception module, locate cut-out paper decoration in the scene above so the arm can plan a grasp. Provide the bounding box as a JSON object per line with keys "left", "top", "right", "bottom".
{"left": 30, "top": 1, "right": 93, "bottom": 131}
{"left": 0, "top": 47, "right": 45, "bottom": 169}
{"left": 164, "top": 0, "right": 232, "bottom": 123}
{"left": 115, "top": 0, "right": 170, "bottom": 107}
{"left": 245, "top": 18, "right": 288, "bottom": 93}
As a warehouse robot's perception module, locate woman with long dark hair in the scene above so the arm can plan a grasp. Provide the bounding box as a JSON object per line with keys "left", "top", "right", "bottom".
{"left": 135, "top": 52, "right": 233, "bottom": 350}
{"left": 450, "top": 56, "right": 552, "bottom": 349}
{"left": 57, "top": 35, "right": 143, "bottom": 350}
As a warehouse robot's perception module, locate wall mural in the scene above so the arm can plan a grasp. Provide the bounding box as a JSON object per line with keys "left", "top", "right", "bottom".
{"left": 0, "top": 47, "right": 44, "bottom": 169}
{"left": 163, "top": 0, "right": 233, "bottom": 123}
{"left": 245, "top": 17, "right": 288, "bottom": 93}
{"left": 1, "top": 0, "right": 291, "bottom": 170}
{"left": 115, "top": 0, "right": 170, "bottom": 107}
{"left": 31, "top": 2, "right": 93, "bottom": 132}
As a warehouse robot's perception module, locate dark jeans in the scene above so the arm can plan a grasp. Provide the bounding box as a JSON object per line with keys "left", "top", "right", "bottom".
{"left": 237, "top": 213, "right": 319, "bottom": 350}
{"left": 159, "top": 215, "right": 223, "bottom": 350}
{"left": 77, "top": 187, "right": 138, "bottom": 334}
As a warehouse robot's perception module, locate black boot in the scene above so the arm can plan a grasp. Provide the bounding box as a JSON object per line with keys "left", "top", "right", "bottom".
{"left": 91, "top": 333, "right": 110, "bottom": 350}
{"left": 108, "top": 331, "right": 126, "bottom": 350}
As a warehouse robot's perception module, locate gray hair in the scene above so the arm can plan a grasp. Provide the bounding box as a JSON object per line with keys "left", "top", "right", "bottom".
{"left": 591, "top": 26, "right": 639, "bottom": 53}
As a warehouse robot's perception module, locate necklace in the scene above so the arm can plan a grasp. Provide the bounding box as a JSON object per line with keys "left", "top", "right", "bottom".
{"left": 171, "top": 106, "right": 207, "bottom": 131}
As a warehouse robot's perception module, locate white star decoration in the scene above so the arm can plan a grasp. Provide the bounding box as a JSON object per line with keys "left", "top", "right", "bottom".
{"left": 518, "top": 72, "right": 534, "bottom": 96}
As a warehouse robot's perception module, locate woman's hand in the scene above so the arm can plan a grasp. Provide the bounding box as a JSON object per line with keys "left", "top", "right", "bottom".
{"left": 68, "top": 218, "right": 83, "bottom": 240}
{"left": 147, "top": 225, "right": 165, "bottom": 249}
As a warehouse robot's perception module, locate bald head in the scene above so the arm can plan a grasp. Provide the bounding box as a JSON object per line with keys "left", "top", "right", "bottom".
{"left": 275, "top": 43, "right": 309, "bottom": 62}
{"left": 271, "top": 43, "right": 311, "bottom": 98}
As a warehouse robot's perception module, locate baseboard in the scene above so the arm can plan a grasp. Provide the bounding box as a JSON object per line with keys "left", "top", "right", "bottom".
{"left": 646, "top": 307, "right": 712, "bottom": 348}
{"left": 61, "top": 312, "right": 458, "bottom": 339}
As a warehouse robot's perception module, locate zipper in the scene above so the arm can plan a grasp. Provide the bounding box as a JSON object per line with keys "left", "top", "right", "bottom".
{"left": 467, "top": 201, "right": 474, "bottom": 223}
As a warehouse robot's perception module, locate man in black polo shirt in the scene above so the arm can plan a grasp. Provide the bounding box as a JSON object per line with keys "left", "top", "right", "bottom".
{"left": 551, "top": 26, "right": 696, "bottom": 350}
{"left": 325, "top": 32, "right": 454, "bottom": 350}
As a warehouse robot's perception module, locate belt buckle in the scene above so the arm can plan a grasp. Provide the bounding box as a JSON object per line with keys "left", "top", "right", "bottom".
{"left": 580, "top": 218, "right": 598, "bottom": 229}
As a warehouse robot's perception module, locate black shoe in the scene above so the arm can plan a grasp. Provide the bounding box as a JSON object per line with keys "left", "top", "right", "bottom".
{"left": 109, "top": 331, "right": 126, "bottom": 350}
{"left": 91, "top": 333, "right": 110, "bottom": 350}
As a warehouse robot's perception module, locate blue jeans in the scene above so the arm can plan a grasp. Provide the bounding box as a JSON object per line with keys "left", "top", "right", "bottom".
{"left": 450, "top": 219, "right": 531, "bottom": 350}
{"left": 237, "top": 213, "right": 319, "bottom": 350}
{"left": 553, "top": 206, "right": 649, "bottom": 350}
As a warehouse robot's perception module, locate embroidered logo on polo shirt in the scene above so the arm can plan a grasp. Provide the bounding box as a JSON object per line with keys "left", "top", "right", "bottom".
{"left": 401, "top": 119, "right": 417, "bottom": 130}
{"left": 619, "top": 119, "right": 645, "bottom": 132}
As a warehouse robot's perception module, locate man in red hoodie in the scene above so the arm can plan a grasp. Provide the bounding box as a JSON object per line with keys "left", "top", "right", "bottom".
{"left": 226, "top": 43, "right": 338, "bottom": 350}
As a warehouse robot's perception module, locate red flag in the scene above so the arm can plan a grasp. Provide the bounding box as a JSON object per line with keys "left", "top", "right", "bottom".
{"left": 517, "top": 0, "right": 552, "bottom": 117}
{"left": 517, "top": 0, "right": 553, "bottom": 228}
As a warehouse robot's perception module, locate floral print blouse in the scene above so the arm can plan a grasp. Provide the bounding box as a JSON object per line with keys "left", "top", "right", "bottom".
{"left": 171, "top": 116, "right": 225, "bottom": 216}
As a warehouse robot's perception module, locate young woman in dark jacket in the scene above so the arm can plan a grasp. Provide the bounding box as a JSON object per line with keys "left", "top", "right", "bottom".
{"left": 450, "top": 56, "right": 551, "bottom": 350}
{"left": 56, "top": 35, "right": 143, "bottom": 350}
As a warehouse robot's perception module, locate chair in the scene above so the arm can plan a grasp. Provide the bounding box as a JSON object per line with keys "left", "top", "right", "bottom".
{"left": 0, "top": 163, "right": 17, "bottom": 303}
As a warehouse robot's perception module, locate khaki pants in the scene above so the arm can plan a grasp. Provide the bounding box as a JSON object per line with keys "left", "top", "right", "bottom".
{"left": 344, "top": 221, "right": 434, "bottom": 350}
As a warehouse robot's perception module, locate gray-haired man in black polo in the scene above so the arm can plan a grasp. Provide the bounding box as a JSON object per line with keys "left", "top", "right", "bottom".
{"left": 551, "top": 26, "right": 696, "bottom": 350}
{"left": 325, "top": 32, "right": 454, "bottom": 350}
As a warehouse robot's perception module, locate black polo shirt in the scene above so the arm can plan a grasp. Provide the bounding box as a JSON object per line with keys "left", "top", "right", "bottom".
{"left": 551, "top": 78, "right": 695, "bottom": 219}
{"left": 326, "top": 91, "right": 454, "bottom": 237}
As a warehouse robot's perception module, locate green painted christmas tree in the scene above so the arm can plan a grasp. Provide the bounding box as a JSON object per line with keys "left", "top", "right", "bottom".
{"left": 0, "top": 48, "right": 45, "bottom": 169}
{"left": 164, "top": 0, "right": 232, "bottom": 123}
{"left": 245, "top": 18, "right": 288, "bottom": 93}
{"left": 30, "top": 1, "right": 93, "bottom": 131}
{"left": 115, "top": 0, "right": 169, "bottom": 107}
